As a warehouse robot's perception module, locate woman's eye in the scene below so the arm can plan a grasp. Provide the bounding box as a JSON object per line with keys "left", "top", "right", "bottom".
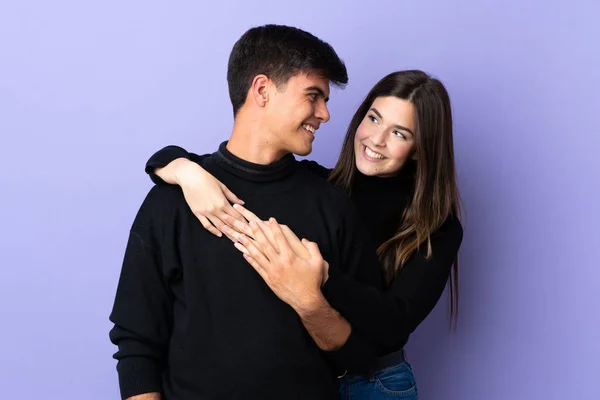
{"left": 394, "top": 131, "right": 406, "bottom": 139}
{"left": 368, "top": 115, "right": 378, "bottom": 124}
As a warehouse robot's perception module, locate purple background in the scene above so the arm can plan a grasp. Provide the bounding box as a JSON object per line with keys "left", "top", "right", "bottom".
{"left": 1, "top": 1, "right": 599, "bottom": 399}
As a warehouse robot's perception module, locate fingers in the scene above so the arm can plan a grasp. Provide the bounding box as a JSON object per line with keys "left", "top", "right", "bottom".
{"left": 302, "top": 239, "right": 323, "bottom": 260}
{"left": 238, "top": 231, "right": 273, "bottom": 270}
{"left": 232, "top": 204, "right": 261, "bottom": 223}
{"left": 219, "top": 201, "right": 247, "bottom": 224}
{"left": 221, "top": 225, "right": 241, "bottom": 243}
{"left": 197, "top": 215, "right": 222, "bottom": 237}
{"left": 228, "top": 204, "right": 274, "bottom": 239}
{"left": 268, "top": 218, "right": 293, "bottom": 256}
{"left": 221, "top": 224, "right": 256, "bottom": 245}
{"left": 247, "top": 221, "right": 280, "bottom": 261}
{"left": 279, "top": 224, "right": 311, "bottom": 260}
{"left": 256, "top": 220, "right": 279, "bottom": 252}
{"left": 195, "top": 202, "right": 251, "bottom": 238}
{"left": 242, "top": 253, "right": 271, "bottom": 285}
{"left": 234, "top": 240, "right": 270, "bottom": 283}
{"left": 196, "top": 210, "right": 249, "bottom": 240}
{"left": 301, "top": 239, "right": 327, "bottom": 286}
{"left": 233, "top": 242, "right": 250, "bottom": 256}
{"left": 220, "top": 184, "right": 245, "bottom": 206}
{"left": 221, "top": 213, "right": 254, "bottom": 237}
{"left": 205, "top": 214, "right": 230, "bottom": 235}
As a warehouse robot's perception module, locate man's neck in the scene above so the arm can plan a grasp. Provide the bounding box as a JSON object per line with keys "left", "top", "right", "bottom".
{"left": 227, "top": 116, "right": 288, "bottom": 165}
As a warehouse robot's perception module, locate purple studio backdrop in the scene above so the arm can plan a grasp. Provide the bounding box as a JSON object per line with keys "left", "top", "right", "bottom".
{"left": 1, "top": 1, "right": 599, "bottom": 399}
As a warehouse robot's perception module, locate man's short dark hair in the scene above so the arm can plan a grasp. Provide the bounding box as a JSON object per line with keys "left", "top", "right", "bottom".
{"left": 227, "top": 24, "right": 349, "bottom": 116}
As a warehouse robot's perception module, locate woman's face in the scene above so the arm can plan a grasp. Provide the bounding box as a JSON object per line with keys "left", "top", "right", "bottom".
{"left": 354, "top": 96, "right": 417, "bottom": 177}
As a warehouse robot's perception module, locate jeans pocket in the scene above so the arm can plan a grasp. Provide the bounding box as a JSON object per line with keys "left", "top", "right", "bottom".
{"left": 374, "top": 363, "right": 418, "bottom": 397}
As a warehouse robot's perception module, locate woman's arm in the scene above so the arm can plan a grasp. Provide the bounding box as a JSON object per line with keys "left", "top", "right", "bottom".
{"left": 145, "top": 145, "right": 194, "bottom": 185}
{"left": 144, "top": 146, "right": 247, "bottom": 237}
{"left": 234, "top": 217, "right": 353, "bottom": 352}
{"left": 323, "top": 216, "right": 464, "bottom": 348}
{"left": 230, "top": 204, "right": 383, "bottom": 367}
{"left": 236, "top": 209, "right": 463, "bottom": 350}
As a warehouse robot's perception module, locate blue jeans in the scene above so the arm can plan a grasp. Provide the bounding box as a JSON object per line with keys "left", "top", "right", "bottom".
{"left": 338, "top": 362, "right": 418, "bottom": 399}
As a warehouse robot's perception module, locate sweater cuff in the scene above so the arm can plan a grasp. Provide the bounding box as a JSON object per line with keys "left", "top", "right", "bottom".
{"left": 145, "top": 145, "right": 191, "bottom": 185}
{"left": 116, "top": 357, "right": 163, "bottom": 399}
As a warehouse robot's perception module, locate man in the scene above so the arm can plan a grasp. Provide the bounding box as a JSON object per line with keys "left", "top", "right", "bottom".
{"left": 109, "top": 24, "right": 382, "bottom": 400}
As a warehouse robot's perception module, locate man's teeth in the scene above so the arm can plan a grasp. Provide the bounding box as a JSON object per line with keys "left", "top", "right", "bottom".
{"left": 303, "top": 124, "right": 316, "bottom": 134}
{"left": 365, "top": 146, "right": 385, "bottom": 160}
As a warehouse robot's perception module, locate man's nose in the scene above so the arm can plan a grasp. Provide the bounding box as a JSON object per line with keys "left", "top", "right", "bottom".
{"left": 314, "top": 101, "right": 330, "bottom": 123}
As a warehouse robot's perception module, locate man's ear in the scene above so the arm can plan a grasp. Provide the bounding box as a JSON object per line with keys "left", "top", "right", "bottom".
{"left": 249, "top": 74, "right": 270, "bottom": 107}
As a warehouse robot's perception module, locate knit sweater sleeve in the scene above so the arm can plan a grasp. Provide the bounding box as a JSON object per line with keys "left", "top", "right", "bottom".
{"left": 321, "top": 200, "right": 384, "bottom": 367}
{"left": 108, "top": 187, "right": 176, "bottom": 399}
{"left": 144, "top": 145, "right": 210, "bottom": 185}
{"left": 322, "top": 215, "right": 463, "bottom": 349}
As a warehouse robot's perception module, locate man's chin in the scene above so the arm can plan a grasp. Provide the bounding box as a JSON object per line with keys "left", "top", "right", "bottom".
{"left": 292, "top": 143, "right": 313, "bottom": 157}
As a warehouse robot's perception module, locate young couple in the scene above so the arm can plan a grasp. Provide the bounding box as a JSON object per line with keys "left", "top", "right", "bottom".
{"left": 109, "top": 24, "right": 462, "bottom": 400}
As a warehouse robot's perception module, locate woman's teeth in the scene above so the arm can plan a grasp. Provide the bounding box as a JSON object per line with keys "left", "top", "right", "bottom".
{"left": 365, "top": 146, "right": 385, "bottom": 160}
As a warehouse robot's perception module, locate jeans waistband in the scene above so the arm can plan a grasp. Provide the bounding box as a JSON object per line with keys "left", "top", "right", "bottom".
{"left": 368, "top": 348, "right": 406, "bottom": 372}
{"left": 344, "top": 348, "right": 406, "bottom": 376}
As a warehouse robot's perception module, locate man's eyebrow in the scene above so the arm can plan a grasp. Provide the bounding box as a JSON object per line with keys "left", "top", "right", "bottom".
{"left": 370, "top": 107, "right": 414, "bottom": 136}
{"left": 305, "top": 86, "right": 329, "bottom": 102}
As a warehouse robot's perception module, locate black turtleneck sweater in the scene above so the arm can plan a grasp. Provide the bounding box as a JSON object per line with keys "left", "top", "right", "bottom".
{"left": 299, "top": 160, "right": 463, "bottom": 362}
{"left": 109, "top": 143, "right": 383, "bottom": 400}
{"left": 143, "top": 146, "right": 464, "bottom": 373}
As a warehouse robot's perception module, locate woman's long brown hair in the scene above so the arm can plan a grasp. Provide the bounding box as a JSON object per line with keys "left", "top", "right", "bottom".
{"left": 329, "top": 70, "right": 462, "bottom": 328}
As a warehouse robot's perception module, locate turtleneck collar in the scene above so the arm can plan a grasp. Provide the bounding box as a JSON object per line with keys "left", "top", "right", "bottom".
{"left": 353, "top": 160, "right": 416, "bottom": 192}
{"left": 351, "top": 161, "right": 416, "bottom": 249}
{"left": 213, "top": 141, "right": 297, "bottom": 183}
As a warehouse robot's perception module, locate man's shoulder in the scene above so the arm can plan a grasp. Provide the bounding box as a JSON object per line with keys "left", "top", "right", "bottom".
{"left": 132, "top": 184, "right": 188, "bottom": 228}
{"left": 294, "top": 161, "right": 349, "bottom": 201}
{"left": 144, "top": 184, "right": 186, "bottom": 205}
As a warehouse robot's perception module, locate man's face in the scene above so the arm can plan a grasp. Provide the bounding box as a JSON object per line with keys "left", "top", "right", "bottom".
{"left": 265, "top": 71, "right": 331, "bottom": 157}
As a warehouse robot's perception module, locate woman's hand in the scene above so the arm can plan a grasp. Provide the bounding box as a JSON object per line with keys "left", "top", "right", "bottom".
{"left": 232, "top": 218, "right": 330, "bottom": 313}
{"left": 158, "top": 158, "right": 251, "bottom": 238}
{"left": 225, "top": 205, "right": 315, "bottom": 262}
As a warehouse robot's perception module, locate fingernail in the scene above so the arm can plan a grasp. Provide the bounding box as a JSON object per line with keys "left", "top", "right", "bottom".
{"left": 270, "top": 217, "right": 276, "bottom": 223}
{"left": 249, "top": 221, "right": 257, "bottom": 228}
{"left": 234, "top": 242, "right": 245, "bottom": 253}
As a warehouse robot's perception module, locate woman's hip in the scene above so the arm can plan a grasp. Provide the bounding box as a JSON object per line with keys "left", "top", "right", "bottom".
{"left": 338, "top": 361, "right": 418, "bottom": 399}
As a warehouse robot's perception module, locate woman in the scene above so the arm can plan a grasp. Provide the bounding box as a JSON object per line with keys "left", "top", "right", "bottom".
{"left": 145, "top": 70, "right": 463, "bottom": 399}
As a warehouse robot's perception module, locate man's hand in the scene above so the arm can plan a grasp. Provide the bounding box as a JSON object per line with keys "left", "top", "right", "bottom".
{"left": 233, "top": 218, "right": 349, "bottom": 350}
{"left": 235, "top": 218, "right": 326, "bottom": 313}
